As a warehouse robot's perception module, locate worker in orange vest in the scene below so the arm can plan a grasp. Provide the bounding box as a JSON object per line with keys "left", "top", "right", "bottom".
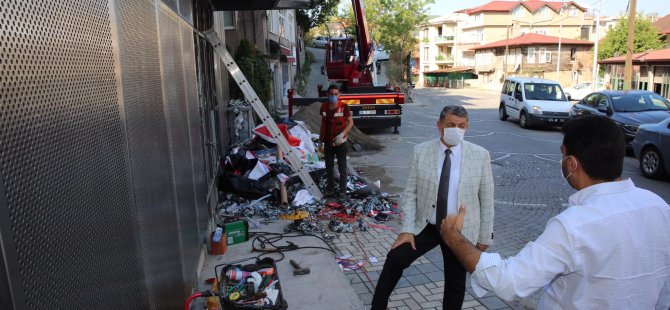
{"left": 318, "top": 84, "right": 354, "bottom": 199}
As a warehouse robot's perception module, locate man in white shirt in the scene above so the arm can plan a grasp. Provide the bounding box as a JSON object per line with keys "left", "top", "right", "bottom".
{"left": 371, "top": 105, "right": 494, "bottom": 309}
{"left": 440, "top": 115, "right": 670, "bottom": 309}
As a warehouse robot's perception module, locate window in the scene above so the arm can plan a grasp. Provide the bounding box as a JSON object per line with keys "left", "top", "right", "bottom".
{"left": 474, "top": 13, "right": 483, "bottom": 23}
{"left": 523, "top": 83, "right": 566, "bottom": 100}
{"left": 288, "top": 13, "right": 295, "bottom": 42}
{"left": 512, "top": 6, "right": 525, "bottom": 18}
{"left": 477, "top": 29, "right": 484, "bottom": 42}
{"left": 423, "top": 65, "right": 429, "bottom": 72}
{"left": 437, "top": 27, "right": 443, "bottom": 36}
{"left": 569, "top": 7, "right": 578, "bottom": 17}
{"left": 584, "top": 94, "right": 599, "bottom": 108}
{"left": 279, "top": 12, "right": 286, "bottom": 37}
{"left": 539, "top": 47, "right": 547, "bottom": 63}
{"left": 424, "top": 48, "right": 429, "bottom": 61}
{"left": 535, "top": 29, "right": 548, "bottom": 35}
{"left": 570, "top": 48, "right": 577, "bottom": 61}
{"left": 580, "top": 27, "right": 589, "bottom": 40}
{"left": 527, "top": 47, "right": 536, "bottom": 63}
{"left": 223, "top": 11, "right": 236, "bottom": 29}
{"left": 538, "top": 6, "right": 550, "bottom": 17}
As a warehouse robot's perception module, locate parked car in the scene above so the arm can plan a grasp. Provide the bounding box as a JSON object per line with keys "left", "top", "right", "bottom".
{"left": 632, "top": 116, "right": 670, "bottom": 179}
{"left": 563, "top": 82, "right": 605, "bottom": 101}
{"left": 569, "top": 90, "right": 670, "bottom": 147}
{"left": 499, "top": 77, "right": 573, "bottom": 129}
{"left": 374, "top": 42, "right": 389, "bottom": 61}
{"left": 312, "top": 36, "right": 329, "bottom": 48}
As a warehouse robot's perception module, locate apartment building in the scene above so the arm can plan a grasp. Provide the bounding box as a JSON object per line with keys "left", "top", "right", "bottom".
{"left": 415, "top": 1, "right": 594, "bottom": 87}
{"left": 472, "top": 33, "right": 593, "bottom": 89}
{"left": 458, "top": 1, "right": 592, "bottom": 75}
{"left": 223, "top": 10, "right": 300, "bottom": 113}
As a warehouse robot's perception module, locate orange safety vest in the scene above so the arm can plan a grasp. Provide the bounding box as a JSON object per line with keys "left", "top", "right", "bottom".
{"left": 320, "top": 101, "right": 348, "bottom": 144}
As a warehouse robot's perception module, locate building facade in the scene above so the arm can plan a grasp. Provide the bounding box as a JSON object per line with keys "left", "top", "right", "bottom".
{"left": 223, "top": 10, "right": 299, "bottom": 114}
{"left": 600, "top": 48, "right": 670, "bottom": 99}
{"left": 472, "top": 33, "right": 594, "bottom": 89}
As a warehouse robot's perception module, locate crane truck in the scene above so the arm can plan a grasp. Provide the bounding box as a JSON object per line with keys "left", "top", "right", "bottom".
{"left": 289, "top": 0, "right": 404, "bottom": 133}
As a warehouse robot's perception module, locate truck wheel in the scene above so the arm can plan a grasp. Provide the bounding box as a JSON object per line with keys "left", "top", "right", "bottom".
{"left": 519, "top": 111, "right": 530, "bottom": 129}
{"left": 499, "top": 104, "right": 508, "bottom": 121}
{"left": 640, "top": 146, "right": 666, "bottom": 179}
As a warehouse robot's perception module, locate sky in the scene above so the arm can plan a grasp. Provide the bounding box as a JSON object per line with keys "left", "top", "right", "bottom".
{"left": 428, "top": 0, "right": 670, "bottom": 18}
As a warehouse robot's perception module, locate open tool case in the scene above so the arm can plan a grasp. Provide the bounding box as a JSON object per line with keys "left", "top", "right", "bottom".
{"left": 219, "top": 258, "right": 288, "bottom": 309}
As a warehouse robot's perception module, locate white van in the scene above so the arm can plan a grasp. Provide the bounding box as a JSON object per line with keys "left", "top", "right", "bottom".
{"left": 499, "top": 77, "right": 573, "bottom": 128}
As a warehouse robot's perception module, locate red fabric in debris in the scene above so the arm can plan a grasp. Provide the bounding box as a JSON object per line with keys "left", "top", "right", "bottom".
{"left": 253, "top": 124, "right": 302, "bottom": 147}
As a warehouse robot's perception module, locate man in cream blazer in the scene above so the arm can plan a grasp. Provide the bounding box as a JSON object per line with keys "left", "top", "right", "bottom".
{"left": 372, "top": 105, "right": 494, "bottom": 309}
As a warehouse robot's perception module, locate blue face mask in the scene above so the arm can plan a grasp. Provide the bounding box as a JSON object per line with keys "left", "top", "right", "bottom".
{"left": 328, "top": 95, "right": 338, "bottom": 104}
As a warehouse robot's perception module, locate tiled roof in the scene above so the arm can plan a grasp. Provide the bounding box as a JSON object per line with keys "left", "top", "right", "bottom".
{"left": 470, "top": 33, "right": 593, "bottom": 50}
{"left": 461, "top": 0, "right": 587, "bottom": 15}
{"left": 652, "top": 13, "right": 670, "bottom": 34}
{"left": 599, "top": 48, "right": 670, "bottom": 64}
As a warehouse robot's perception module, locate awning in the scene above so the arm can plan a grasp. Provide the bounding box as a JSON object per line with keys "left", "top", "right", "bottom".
{"left": 424, "top": 67, "right": 474, "bottom": 75}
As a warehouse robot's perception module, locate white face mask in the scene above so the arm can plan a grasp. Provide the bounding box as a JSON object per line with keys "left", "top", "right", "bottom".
{"left": 442, "top": 127, "right": 465, "bottom": 146}
{"left": 560, "top": 155, "right": 577, "bottom": 180}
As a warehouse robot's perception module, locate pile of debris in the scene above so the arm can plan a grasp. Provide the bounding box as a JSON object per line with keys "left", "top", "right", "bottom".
{"left": 216, "top": 117, "right": 397, "bottom": 237}
{"left": 292, "top": 103, "right": 383, "bottom": 151}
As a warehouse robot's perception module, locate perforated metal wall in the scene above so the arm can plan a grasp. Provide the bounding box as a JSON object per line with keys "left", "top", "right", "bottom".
{"left": 0, "top": 0, "right": 147, "bottom": 308}
{"left": 158, "top": 5, "right": 202, "bottom": 301}
{"left": 0, "top": 0, "right": 210, "bottom": 308}
{"left": 114, "top": 0, "right": 185, "bottom": 308}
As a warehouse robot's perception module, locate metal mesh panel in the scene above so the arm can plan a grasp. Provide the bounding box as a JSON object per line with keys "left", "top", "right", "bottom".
{"left": 159, "top": 8, "right": 200, "bottom": 294}
{"left": 0, "top": 0, "right": 146, "bottom": 309}
{"left": 115, "top": 0, "right": 185, "bottom": 308}
{"left": 180, "top": 25, "right": 209, "bottom": 238}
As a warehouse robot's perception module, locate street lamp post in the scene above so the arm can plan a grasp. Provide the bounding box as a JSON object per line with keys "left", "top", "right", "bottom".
{"left": 591, "top": 0, "right": 602, "bottom": 91}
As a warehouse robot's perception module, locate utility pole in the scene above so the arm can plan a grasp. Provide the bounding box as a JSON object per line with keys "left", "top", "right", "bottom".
{"left": 623, "top": 0, "right": 637, "bottom": 90}
{"left": 556, "top": 0, "right": 566, "bottom": 81}
{"left": 503, "top": 25, "right": 510, "bottom": 80}
{"left": 591, "top": 0, "right": 602, "bottom": 91}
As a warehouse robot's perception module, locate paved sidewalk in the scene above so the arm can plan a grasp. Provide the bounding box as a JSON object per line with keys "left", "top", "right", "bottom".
{"left": 332, "top": 223, "right": 529, "bottom": 310}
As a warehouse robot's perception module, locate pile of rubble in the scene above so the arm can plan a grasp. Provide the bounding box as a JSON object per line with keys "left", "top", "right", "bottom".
{"left": 216, "top": 115, "right": 397, "bottom": 237}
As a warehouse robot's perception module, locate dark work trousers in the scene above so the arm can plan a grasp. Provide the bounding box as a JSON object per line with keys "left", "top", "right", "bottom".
{"left": 324, "top": 144, "right": 348, "bottom": 193}
{"left": 371, "top": 224, "right": 467, "bottom": 310}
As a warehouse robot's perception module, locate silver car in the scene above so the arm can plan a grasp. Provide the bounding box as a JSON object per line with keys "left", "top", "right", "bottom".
{"left": 563, "top": 82, "right": 605, "bottom": 101}
{"left": 312, "top": 36, "right": 329, "bottom": 48}
{"left": 632, "top": 116, "right": 670, "bottom": 179}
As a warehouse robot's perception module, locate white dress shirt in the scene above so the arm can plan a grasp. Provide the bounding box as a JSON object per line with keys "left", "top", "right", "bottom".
{"left": 470, "top": 179, "right": 670, "bottom": 309}
{"left": 429, "top": 142, "right": 461, "bottom": 224}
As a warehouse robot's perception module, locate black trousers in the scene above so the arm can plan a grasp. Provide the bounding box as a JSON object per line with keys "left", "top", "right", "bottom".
{"left": 324, "top": 144, "right": 347, "bottom": 193}
{"left": 371, "top": 224, "right": 467, "bottom": 310}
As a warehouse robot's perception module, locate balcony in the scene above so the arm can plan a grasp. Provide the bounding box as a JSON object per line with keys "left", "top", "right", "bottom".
{"left": 435, "top": 54, "right": 454, "bottom": 63}
{"left": 435, "top": 35, "right": 455, "bottom": 44}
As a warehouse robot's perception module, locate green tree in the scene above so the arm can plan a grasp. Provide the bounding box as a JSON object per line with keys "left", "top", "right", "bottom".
{"left": 296, "top": 0, "right": 340, "bottom": 31}
{"left": 598, "top": 16, "right": 664, "bottom": 60}
{"left": 337, "top": 0, "right": 433, "bottom": 83}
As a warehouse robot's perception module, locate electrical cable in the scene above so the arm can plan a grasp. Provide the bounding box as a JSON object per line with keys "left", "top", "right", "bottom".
{"left": 250, "top": 231, "right": 336, "bottom": 258}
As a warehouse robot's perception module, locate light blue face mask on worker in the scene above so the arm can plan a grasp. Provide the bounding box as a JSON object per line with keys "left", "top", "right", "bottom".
{"left": 328, "top": 95, "right": 338, "bottom": 104}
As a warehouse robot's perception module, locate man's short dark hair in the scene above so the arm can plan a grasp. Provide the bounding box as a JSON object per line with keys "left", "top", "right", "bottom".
{"left": 562, "top": 115, "right": 624, "bottom": 180}
{"left": 439, "top": 105, "right": 468, "bottom": 121}
{"left": 328, "top": 84, "right": 339, "bottom": 92}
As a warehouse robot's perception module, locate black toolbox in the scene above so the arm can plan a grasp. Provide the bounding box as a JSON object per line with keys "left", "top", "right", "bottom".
{"left": 219, "top": 258, "right": 288, "bottom": 309}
